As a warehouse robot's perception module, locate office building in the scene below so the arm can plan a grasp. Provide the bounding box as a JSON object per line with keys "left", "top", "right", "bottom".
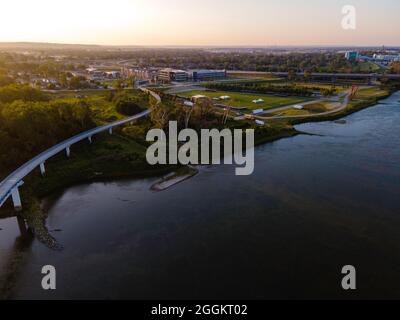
{"left": 158, "top": 68, "right": 188, "bottom": 82}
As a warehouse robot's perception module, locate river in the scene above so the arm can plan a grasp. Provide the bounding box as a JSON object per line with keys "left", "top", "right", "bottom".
{"left": 1, "top": 92, "right": 400, "bottom": 299}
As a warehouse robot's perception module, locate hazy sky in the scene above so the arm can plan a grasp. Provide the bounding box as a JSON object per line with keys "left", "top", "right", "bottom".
{"left": 0, "top": 0, "right": 399, "bottom": 46}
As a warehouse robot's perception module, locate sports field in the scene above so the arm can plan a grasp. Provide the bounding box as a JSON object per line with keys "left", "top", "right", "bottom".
{"left": 179, "top": 90, "right": 311, "bottom": 111}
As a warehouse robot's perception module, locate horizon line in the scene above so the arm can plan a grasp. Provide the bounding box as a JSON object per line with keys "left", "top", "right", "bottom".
{"left": 1, "top": 41, "right": 400, "bottom": 49}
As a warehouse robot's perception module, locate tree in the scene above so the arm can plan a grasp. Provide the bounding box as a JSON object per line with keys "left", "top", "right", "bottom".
{"left": 391, "top": 62, "right": 400, "bottom": 74}
{"left": 304, "top": 70, "right": 312, "bottom": 82}
{"left": 69, "top": 76, "right": 89, "bottom": 90}
{"left": 0, "top": 84, "right": 48, "bottom": 103}
{"left": 115, "top": 79, "right": 124, "bottom": 89}
{"left": 288, "top": 69, "right": 297, "bottom": 81}
{"left": 115, "top": 99, "right": 142, "bottom": 116}
{"left": 0, "top": 75, "right": 13, "bottom": 87}
{"left": 0, "top": 98, "right": 94, "bottom": 176}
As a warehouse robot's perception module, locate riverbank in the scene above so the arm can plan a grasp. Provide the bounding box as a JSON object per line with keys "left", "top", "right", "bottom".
{"left": 6, "top": 92, "right": 400, "bottom": 299}
{"left": 0, "top": 87, "right": 396, "bottom": 249}
{"left": 289, "top": 88, "right": 393, "bottom": 125}
{"left": 150, "top": 166, "right": 199, "bottom": 191}
{"left": 0, "top": 132, "right": 179, "bottom": 248}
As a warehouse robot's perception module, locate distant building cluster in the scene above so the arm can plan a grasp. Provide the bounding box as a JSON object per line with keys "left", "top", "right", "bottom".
{"left": 372, "top": 54, "right": 400, "bottom": 62}
{"left": 119, "top": 66, "right": 226, "bottom": 83}
{"left": 344, "top": 50, "right": 400, "bottom": 66}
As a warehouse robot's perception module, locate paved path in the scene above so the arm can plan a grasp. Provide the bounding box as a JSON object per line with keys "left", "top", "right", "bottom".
{"left": 256, "top": 91, "right": 351, "bottom": 121}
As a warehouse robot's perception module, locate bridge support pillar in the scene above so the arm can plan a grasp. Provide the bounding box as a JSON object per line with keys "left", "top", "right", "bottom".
{"left": 40, "top": 162, "right": 46, "bottom": 176}
{"left": 88, "top": 136, "right": 92, "bottom": 144}
{"left": 109, "top": 127, "right": 113, "bottom": 135}
{"left": 66, "top": 146, "right": 71, "bottom": 158}
{"left": 17, "top": 216, "right": 28, "bottom": 235}
{"left": 11, "top": 187, "right": 22, "bottom": 211}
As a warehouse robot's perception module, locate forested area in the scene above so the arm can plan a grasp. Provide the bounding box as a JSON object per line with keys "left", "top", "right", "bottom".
{"left": 89, "top": 50, "right": 354, "bottom": 73}
{"left": 0, "top": 49, "right": 377, "bottom": 77}
{"left": 0, "top": 88, "right": 95, "bottom": 177}
{"left": 0, "top": 82, "right": 152, "bottom": 178}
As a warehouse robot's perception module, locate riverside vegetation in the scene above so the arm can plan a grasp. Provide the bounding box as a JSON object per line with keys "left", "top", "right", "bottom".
{"left": 0, "top": 80, "right": 398, "bottom": 248}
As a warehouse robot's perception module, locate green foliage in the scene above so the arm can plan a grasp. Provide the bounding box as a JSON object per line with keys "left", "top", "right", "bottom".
{"left": 0, "top": 84, "right": 48, "bottom": 103}
{"left": 0, "top": 98, "right": 95, "bottom": 176}
{"left": 0, "top": 75, "right": 14, "bottom": 87}
{"left": 303, "top": 103, "right": 327, "bottom": 113}
{"left": 149, "top": 96, "right": 186, "bottom": 130}
{"left": 113, "top": 91, "right": 145, "bottom": 116}
{"left": 69, "top": 76, "right": 90, "bottom": 90}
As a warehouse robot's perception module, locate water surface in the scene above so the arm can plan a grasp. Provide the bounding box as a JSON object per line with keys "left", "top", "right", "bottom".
{"left": 1, "top": 92, "right": 400, "bottom": 299}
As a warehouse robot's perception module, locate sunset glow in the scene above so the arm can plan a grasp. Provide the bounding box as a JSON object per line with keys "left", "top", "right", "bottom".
{"left": 0, "top": 0, "right": 399, "bottom": 46}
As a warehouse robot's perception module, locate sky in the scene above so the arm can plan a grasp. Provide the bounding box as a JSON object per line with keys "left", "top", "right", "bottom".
{"left": 0, "top": 0, "right": 399, "bottom": 46}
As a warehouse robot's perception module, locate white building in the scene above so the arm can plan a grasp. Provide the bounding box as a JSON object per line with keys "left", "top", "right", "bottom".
{"left": 373, "top": 54, "right": 400, "bottom": 62}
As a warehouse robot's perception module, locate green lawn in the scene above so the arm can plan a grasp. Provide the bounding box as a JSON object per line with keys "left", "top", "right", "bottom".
{"left": 289, "top": 82, "right": 348, "bottom": 92}
{"left": 355, "top": 87, "right": 389, "bottom": 99}
{"left": 179, "top": 90, "right": 311, "bottom": 111}
{"left": 356, "top": 62, "right": 382, "bottom": 73}
{"left": 49, "top": 88, "right": 138, "bottom": 99}
{"left": 48, "top": 89, "right": 150, "bottom": 124}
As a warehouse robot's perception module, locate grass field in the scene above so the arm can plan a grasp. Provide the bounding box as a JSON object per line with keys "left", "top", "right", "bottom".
{"left": 354, "top": 61, "right": 382, "bottom": 73}
{"left": 48, "top": 89, "right": 150, "bottom": 124}
{"left": 270, "top": 101, "right": 336, "bottom": 117}
{"left": 355, "top": 87, "right": 389, "bottom": 99}
{"left": 227, "top": 72, "right": 283, "bottom": 81}
{"left": 289, "top": 82, "right": 348, "bottom": 91}
{"left": 179, "top": 90, "right": 311, "bottom": 111}
{"left": 48, "top": 88, "right": 138, "bottom": 99}
{"left": 271, "top": 109, "right": 312, "bottom": 117}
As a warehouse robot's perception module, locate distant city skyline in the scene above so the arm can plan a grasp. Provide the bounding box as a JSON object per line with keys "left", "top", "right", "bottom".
{"left": 0, "top": 0, "right": 399, "bottom": 46}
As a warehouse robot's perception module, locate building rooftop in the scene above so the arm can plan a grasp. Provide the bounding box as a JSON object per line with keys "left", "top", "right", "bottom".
{"left": 159, "top": 68, "right": 187, "bottom": 73}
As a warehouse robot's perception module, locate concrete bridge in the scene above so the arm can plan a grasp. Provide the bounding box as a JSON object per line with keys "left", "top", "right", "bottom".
{"left": 0, "top": 88, "right": 160, "bottom": 211}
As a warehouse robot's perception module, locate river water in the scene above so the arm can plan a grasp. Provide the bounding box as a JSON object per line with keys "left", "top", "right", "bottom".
{"left": 1, "top": 92, "right": 400, "bottom": 299}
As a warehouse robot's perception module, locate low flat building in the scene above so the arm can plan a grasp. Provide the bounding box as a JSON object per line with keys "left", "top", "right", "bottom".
{"left": 373, "top": 54, "right": 400, "bottom": 62}
{"left": 189, "top": 69, "right": 226, "bottom": 81}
